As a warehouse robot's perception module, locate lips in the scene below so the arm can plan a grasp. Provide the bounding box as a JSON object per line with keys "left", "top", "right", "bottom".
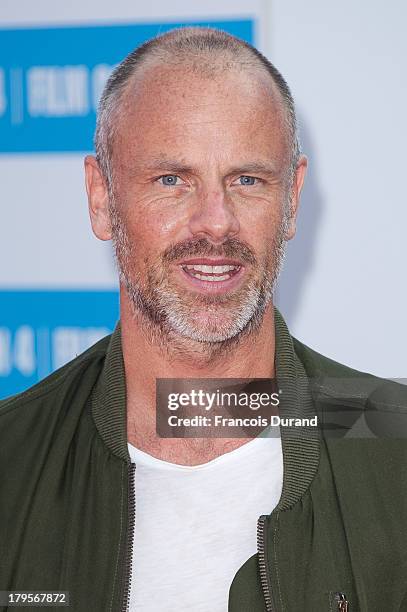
{"left": 182, "top": 263, "right": 241, "bottom": 282}
{"left": 179, "top": 258, "right": 242, "bottom": 281}
{"left": 177, "top": 258, "right": 245, "bottom": 293}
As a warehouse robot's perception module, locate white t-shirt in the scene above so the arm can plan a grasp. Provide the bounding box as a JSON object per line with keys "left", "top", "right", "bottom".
{"left": 127, "top": 436, "right": 283, "bottom": 611}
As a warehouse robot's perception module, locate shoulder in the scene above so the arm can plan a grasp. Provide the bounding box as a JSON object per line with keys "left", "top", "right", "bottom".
{"left": 0, "top": 333, "right": 111, "bottom": 419}
{"left": 293, "top": 336, "right": 407, "bottom": 436}
{"left": 293, "top": 336, "right": 374, "bottom": 381}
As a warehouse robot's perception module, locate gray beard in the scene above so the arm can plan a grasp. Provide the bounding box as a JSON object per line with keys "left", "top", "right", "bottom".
{"left": 109, "top": 201, "right": 288, "bottom": 359}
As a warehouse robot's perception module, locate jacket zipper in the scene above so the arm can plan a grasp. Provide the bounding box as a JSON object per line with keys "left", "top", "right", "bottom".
{"left": 257, "top": 514, "right": 274, "bottom": 612}
{"left": 121, "top": 463, "right": 136, "bottom": 612}
{"left": 119, "top": 472, "right": 348, "bottom": 612}
{"left": 333, "top": 592, "right": 349, "bottom": 611}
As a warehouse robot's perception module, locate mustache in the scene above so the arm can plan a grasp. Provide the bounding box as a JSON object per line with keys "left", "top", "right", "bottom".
{"left": 162, "top": 238, "right": 257, "bottom": 265}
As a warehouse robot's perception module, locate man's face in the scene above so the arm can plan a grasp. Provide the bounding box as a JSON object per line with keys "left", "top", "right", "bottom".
{"left": 92, "top": 64, "right": 304, "bottom": 343}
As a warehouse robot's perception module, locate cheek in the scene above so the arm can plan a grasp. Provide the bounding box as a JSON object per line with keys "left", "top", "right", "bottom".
{"left": 123, "top": 205, "right": 190, "bottom": 259}
{"left": 238, "top": 206, "right": 283, "bottom": 249}
{"left": 153, "top": 212, "right": 184, "bottom": 237}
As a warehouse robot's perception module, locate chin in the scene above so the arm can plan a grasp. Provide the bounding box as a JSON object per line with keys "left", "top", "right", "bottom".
{"left": 167, "top": 311, "right": 251, "bottom": 344}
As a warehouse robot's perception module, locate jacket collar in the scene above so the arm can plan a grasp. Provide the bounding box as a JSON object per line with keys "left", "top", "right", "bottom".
{"left": 91, "top": 307, "right": 320, "bottom": 510}
{"left": 273, "top": 309, "right": 320, "bottom": 509}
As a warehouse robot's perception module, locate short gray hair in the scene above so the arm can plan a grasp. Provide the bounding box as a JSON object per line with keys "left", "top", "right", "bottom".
{"left": 95, "top": 27, "right": 301, "bottom": 191}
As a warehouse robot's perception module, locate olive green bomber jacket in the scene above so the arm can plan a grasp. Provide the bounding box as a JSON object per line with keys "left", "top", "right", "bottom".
{"left": 1, "top": 309, "right": 407, "bottom": 612}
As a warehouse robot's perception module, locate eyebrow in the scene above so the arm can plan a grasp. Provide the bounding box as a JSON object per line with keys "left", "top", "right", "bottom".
{"left": 225, "top": 161, "right": 279, "bottom": 177}
{"left": 139, "top": 157, "right": 279, "bottom": 177}
{"left": 141, "top": 157, "right": 195, "bottom": 175}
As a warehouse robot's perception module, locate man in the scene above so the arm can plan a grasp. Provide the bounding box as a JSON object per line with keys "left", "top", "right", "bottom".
{"left": 1, "top": 26, "right": 406, "bottom": 612}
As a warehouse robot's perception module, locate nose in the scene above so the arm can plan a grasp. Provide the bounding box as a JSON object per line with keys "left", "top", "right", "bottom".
{"left": 188, "top": 188, "right": 240, "bottom": 243}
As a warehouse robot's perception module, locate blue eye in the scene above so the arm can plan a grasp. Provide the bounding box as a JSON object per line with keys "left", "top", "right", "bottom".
{"left": 239, "top": 176, "right": 256, "bottom": 185}
{"left": 159, "top": 175, "right": 181, "bottom": 186}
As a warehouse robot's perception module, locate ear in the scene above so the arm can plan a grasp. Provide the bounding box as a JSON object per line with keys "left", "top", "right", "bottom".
{"left": 284, "top": 155, "right": 308, "bottom": 241}
{"left": 84, "top": 155, "right": 112, "bottom": 241}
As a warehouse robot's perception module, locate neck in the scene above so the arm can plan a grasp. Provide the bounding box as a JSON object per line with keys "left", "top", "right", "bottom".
{"left": 120, "top": 285, "right": 276, "bottom": 464}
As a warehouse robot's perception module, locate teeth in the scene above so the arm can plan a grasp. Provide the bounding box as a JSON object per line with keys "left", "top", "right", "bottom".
{"left": 185, "top": 264, "right": 238, "bottom": 273}
{"left": 195, "top": 274, "right": 230, "bottom": 281}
